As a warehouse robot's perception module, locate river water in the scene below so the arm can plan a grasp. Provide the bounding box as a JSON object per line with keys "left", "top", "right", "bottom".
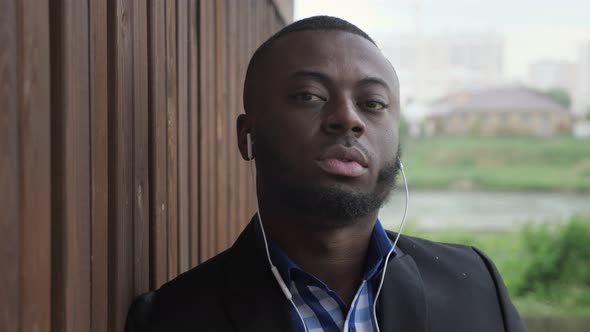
{"left": 379, "top": 190, "right": 590, "bottom": 231}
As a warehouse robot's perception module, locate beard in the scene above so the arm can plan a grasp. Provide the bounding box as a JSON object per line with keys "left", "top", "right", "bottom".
{"left": 254, "top": 133, "right": 401, "bottom": 227}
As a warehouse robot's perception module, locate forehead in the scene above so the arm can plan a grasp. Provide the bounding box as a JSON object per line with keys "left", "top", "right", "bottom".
{"left": 262, "top": 30, "right": 399, "bottom": 88}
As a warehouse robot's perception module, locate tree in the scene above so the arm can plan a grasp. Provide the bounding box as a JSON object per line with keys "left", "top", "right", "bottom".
{"left": 586, "top": 107, "right": 590, "bottom": 121}
{"left": 543, "top": 88, "right": 572, "bottom": 109}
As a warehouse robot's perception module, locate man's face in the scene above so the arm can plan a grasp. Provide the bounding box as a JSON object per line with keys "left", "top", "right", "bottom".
{"left": 248, "top": 30, "right": 401, "bottom": 223}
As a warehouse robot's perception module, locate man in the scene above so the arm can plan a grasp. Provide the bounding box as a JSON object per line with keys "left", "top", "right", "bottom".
{"left": 128, "top": 16, "right": 526, "bottom": 332}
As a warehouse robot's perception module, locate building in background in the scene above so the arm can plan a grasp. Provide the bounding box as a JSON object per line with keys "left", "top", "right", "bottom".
{"left": 381, "top": 32, "right": 504, "bottom": 103}
{"left": 527, "top": 60, "right": 576, "bottom": 96}
{"left": 423, "top": 86, "right": 572, "bottom": 136}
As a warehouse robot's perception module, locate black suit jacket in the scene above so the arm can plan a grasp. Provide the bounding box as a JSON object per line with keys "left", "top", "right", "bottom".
{"left": 128, "top": 219, "right": 527, "bottom": 332}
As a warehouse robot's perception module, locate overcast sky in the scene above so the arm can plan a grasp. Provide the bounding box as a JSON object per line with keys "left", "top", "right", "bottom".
{"left": 295, "top": 0, "right": 590, "bottom": 80}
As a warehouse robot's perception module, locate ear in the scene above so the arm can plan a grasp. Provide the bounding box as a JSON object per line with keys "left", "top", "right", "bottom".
{"left": 236, "top": 113, "right": 253, "bottom": 161}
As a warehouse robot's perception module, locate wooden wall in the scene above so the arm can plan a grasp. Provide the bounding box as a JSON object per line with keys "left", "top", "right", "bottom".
{"left": 0, "top": 0, "right": 292, "bottom": 331}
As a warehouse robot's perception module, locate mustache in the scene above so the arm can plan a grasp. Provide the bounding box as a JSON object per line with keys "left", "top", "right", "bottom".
{"left": 335, "top": 137, "right": 372, "bottom": 163}
{"left": 340, "top": 137, "right": 402, "bottom": 168}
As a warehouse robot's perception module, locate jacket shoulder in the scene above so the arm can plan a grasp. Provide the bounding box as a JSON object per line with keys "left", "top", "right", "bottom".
{"left": 397, "top": 233, "right": 483, "bottom": 262}
{"left": 140, "top": 248, "right": 235, "bottom": 331}
{"left": 394, "top": 233, "right": 526, "bottom": 331}
{"left": 395, "top": 233, "right": 497, "bottom": 287}
{"left": 157, "top": 248, "right": 232, "bottom": 298}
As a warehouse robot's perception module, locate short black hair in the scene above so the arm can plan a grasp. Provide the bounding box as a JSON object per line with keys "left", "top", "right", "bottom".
{"left": 243, "top": 15, "right": 377, "bottom": 113}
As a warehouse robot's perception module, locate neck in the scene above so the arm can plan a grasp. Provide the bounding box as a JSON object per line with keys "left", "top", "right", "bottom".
{"left": 260, "top": 206, "right": 378, "bottom": 306}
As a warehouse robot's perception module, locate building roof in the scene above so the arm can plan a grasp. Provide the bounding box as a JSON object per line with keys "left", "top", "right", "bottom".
{"left": 431, "top": 86, "right": 569, "bottom": 113}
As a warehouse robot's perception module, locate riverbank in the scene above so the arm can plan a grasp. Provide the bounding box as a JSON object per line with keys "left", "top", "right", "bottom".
{"left": 380, "top": 190, "right": 590, "bottom": 231}
{"left": 402, "top": 136, "right": 590, "bottom": 192}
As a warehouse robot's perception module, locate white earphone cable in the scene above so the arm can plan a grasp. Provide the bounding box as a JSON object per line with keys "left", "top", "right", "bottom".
{"left": 372, "top": 160, "right": 409, "bottom": 332}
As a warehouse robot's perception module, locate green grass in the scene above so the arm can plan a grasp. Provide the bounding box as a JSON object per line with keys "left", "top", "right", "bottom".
{"left": 406, "top": 215, "right": 590, "bottom": 316}
{"left": 403, "top": 136, "right": 590, "bottom": 192}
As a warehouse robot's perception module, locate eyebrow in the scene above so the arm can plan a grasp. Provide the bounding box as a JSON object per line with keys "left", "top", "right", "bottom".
{"left": 289, "top": 70, "right": 391, "bottom": 90}
{"left": 356, "top": 77, "right": 390, "bottom": 90}
{"left": 289, "top": 70, "right": 331, "bottom": 84}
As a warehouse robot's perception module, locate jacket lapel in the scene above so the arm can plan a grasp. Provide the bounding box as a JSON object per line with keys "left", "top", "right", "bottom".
{"left": 376, "top": 244, "right": 429, "bottom": 332}
{"left": 222, "top": 219, "right": 296, "bottom": 332}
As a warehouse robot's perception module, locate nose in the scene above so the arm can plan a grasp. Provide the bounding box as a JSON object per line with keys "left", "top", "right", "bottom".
{"left": 321, "top": 98, "right": 366, "bottom": 137}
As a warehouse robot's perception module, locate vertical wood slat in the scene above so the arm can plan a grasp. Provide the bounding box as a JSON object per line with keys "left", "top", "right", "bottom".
{"left": 132, "top": 0, "right": 150, "bottom": 296}
{"left": 63, "top": 0, "right": 92, "bottom": 324}
{"left": 1, "top": 0, "right": 52, "bottom": 330}
{"left": 19, "top": 1, "right": 52, "bottom": 330}
{"left": 0, "top": 1, "right": 20, "bottom": 331}
{"left": 109, "top": 0, "right": 134, "bottom": 330}
{"left": 197, "top": 0, "right": 207, "bottom": 261}
{"left": 224, "top": 0, "right": 233, "bottom": 246}
{"left": 215, "top": 0, "right": 228, "bottom": 253}
{"left": 209, "top": 0, "right": 215, "bottom": 259}
{"left": 148, "top": 0, "right": 168, "bottom": 289}
{"left": 165, "top": 0, "right": 179, "bottom": 279}
{"left": 188, "top": 0, "right": 200, "bottom": 267}
{"left": 51, "top": 0, "right": 92, "bottom": 331}
{"left": 177, "top": 0, "right": 190, "bottom": 274}
{"left": 199, "top": 0, "right": 213, "bottom": 261}
{"left": 225, "top": 0, "right": 233, "bottom": 241}
{"left": 207, "top": 0, "right": 218, "bottom": 259}
{"left": 89, "top": 0, "right": 108, "bottom": 331}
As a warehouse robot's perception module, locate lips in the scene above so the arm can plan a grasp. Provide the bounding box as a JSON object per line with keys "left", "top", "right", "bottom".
{"left": 316, "top": 145, "right": 369, "bottom": 177}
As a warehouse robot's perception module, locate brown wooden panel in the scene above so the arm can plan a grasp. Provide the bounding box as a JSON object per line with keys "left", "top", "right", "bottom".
{"left": 188, "top": 0, "right": 200, "bottom": 267}
{"left": 132, "top": 0, "right": 150, "bottom": 297}
{"left": 148, "top": 0, "right": 168, "bottom": 288}
{"left": 208, "top": 0, "right": 218, "bottom": 259}
{"left": 19, "top": 1, "right": 52, "bottom": 330}
{"left": 215, "top": 0, "right": 229, "bottom": 253}
{"left": 51, "top": 1, "right": 92, "bottom": 331}
{"left": 197, "top": 0, "right": 207, "bottom": 262}
{"left": 109, "top": 0, "right": 135, "bottom": 330}
{"left": 2, "top": 0, "right": 291, "bottom": 330}
{"left": 89, "top": 1, "right": 109, "bottom": 331}
{"left": 0, "top": 0, "right": 20, "bottom": 330}
{"left": 165, "top": 0, "right": 179, "bottom": 278}
{"left": 177, "top": 0, "right": 190, "bottom": 273}
{"left": 227, "top": 0, "right": 239, "bottom": 242}
{"left": 210, "top": 0, "right": 219, "bottom": 256}
{"left": 199, "top": 0, "right": 213, "bottom": 261}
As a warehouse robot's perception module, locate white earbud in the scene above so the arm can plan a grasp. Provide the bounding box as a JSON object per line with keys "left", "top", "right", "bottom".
{"left": 246, "top": 133, "right": 253, "bottom": 160}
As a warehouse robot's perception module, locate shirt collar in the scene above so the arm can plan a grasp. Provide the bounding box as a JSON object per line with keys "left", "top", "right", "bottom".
{"left": 255, "top": 218, "right": 395, "bottom": 286}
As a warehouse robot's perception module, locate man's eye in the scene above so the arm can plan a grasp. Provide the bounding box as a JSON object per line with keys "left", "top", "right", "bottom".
{"left": 293, "top": 93, "right": 325, "bottom": 102}
{"left": 360, "top": 100, "right": 386, "bottom": 111}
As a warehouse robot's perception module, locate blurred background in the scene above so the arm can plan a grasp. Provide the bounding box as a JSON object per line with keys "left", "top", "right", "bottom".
{"left": 2, "top": 1, "right": 588, "bottom": 331}
{"left": 297, "top": 0, "right": 590, "bottom": 330}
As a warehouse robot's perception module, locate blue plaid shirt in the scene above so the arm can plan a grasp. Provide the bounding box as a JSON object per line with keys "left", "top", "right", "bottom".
{"left": 259, "top": 220, "right": 394, "bottom": 332}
